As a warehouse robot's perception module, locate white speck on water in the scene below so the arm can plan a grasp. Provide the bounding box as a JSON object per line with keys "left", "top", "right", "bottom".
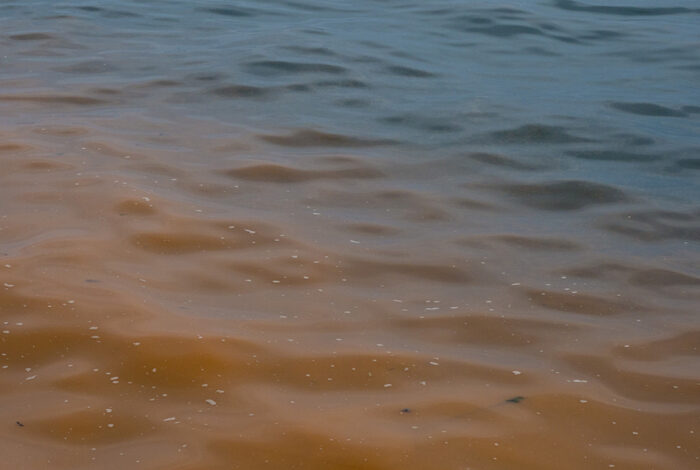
{"left": 512, "top": 370, "right": 522, "bottom": 375}
{"left": 205, "top": 399, "right": 216, "bottom": 406}
{"left": 384, "top": 384, "right": 392, "bottom": 388}
{"left": 163, "top": 417, "right": 176, "bottom": 422}
{"left": 350, "top": 240, "right": 360, "bottom": 244}
{"left": 25, "top": 375, "right": 37, "bottom": 381}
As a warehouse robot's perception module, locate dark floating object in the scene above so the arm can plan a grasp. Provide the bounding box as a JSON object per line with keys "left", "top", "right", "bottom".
{"left": 16, "top": 421, "right": 24, "bottom": 427}
{"left": 400, "top": 408, "right": 411, "bottom": 413}
{"left": 505, "top": 396, "right": 525, "bottom": 404}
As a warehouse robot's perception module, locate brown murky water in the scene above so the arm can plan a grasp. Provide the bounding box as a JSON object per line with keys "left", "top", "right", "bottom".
{"left": 1, "top": 1, "right": 699, "bottom": 469}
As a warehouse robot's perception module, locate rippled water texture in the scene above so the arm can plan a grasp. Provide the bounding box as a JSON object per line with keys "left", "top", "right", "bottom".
{"left": 1, "top": 1, "right": 699, "bottom": 469}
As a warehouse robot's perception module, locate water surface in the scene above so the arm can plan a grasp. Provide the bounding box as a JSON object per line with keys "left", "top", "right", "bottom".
{"left": 1, "top": 1, "right": 699, "bottom": 469}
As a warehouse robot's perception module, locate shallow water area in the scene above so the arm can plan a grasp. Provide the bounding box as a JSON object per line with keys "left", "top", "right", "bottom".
{"left": 1, "top": 1, "right": 699, "bottom": 469}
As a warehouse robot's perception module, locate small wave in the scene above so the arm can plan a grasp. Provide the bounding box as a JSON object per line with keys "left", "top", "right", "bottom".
{"left": 497, "top": 180, "right": 628, "bottom": 210}
{"left": 259, "top": 129, "right": 395, "bottom": 147}
{"left": 473, "top": 124, "right": 592, "bottom": 144}
{"left": 610, "top": 102, "right": 688, "bottom": 117}
{"left": 225, "top": 163, "right": 383, "bottom": 183}
{"left": 246, "top": 60, "right": 347, "bottom": 76}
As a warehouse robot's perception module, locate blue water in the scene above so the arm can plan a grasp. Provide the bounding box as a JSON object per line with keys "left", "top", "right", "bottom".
{"left": 2, "top": 0, "right": 699, "bottom": 251}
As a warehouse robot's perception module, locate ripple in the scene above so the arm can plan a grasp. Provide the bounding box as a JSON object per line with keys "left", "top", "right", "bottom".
{"left": 465, "top": 24, "right": 550, "bottom": 38}
{"left": 225, "top": 163, "right": 383, "bottom": 183}
{"left": 563, "top": 353, "right": 699, "bottom": 403}
{"left": 613, "top": 331, "right": 700, "bottom": 361}
{"left": 599, "top": 209, "right": 700, "bottom": 241}
{"left": 202, "top": 6, "right": 257, "bottom": 17}
{"left": 130, "top": 228, "right": 279, "bottom": 255}
{"left": 564, "top": 262, "right": 700, "bottom": 289}
{"left": 553, "top": 0, "right": 698, "bottom": 16}
{"left": 312, "top": 78, "right": 370, "bottom": 88}
{"left": 610, "top": 102, "right": 688, "bottom": 117}
{"left": 525, "top": 289, "right": 639, "bottom": 316}
{"left": 0, "top": 94, "right": 108, "bottom": 105}
{"left": 28, "top": 410, "right": 152, "bottom": 445}
{"left": 9, "top": 32, "right": 55, "bottom": 41}
{"left": 210, "top": 85, "right": 272, "bottom": 99}
{"left": 473, "top": 124, "right": 592, "bottom": 144}
{"left": 675, "top": 158, "right": 700, "bottom": 170}
{"left": 245, "top": 60, "right": 347, "bottom": 76}
{"left": 467, "top": 152, "right": 540, "bottom": 170}
{"left": 259, "top": 129, "right": 395, "bottom": 147}
{"left": 384, "top": 65, "right": 437, "bottom": 78}
{"left": 567, "top": 149, "right": 660, "bottom": 162}
{"left": 115, "top": 199, "right": 157, "bottom": 216}
{"left": 463, "top": 234, "right": 582, "bottom": 251}
{"left": 54, "top": 60, "right": 118, "bottom": 74}
{"left": 498, "top": 180, "right": 628, "bottom": 210}
{"left": 343, "top": 223, "right": 401, "bottom": 236}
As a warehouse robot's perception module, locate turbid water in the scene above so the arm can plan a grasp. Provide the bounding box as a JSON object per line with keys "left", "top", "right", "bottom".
{"left": 1, "top": 1, "right": 699, "bottom": 469}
